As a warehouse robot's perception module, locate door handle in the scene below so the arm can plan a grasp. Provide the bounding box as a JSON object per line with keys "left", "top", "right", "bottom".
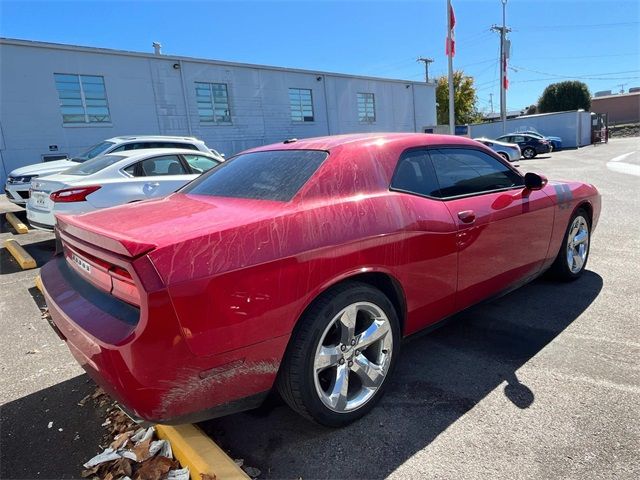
{"left": 145, "top": 182, "right": 160, "bottom": 188}
{"left": 457, "top": 210, "right": 476, "bottom": 224}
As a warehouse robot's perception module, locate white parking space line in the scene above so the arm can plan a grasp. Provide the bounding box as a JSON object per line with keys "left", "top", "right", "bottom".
{"left": 607, "top": 151, "right": 640, "bottom": 176}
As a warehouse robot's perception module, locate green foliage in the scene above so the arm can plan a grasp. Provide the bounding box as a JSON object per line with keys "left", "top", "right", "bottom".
{"left": 435, "top": 71, "right": 483, "bottom": 125}
{"left": 525, "top": 104, "right": 538, "bottom": 115}
{"left": 538, "top": 81, "right": 591, "bottom": 113}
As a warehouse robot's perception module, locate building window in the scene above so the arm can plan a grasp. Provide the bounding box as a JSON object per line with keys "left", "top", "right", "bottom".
{"left": 289, "top": 88, "right": 314, "bottom": 122}
{"left": 54, "top": 74, "right": 111, "bottom": 124}
{"left": 196, "top": 82, "right": 231, "bottom": 123}
{"left": 357, "top": 93, "right": 376, "bottom": 123}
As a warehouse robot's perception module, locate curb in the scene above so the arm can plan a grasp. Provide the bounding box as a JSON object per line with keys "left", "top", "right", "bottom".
{"left": 156, "top": 424, "right": 249, "bottom": 480}
{"left": 4, "top": 239, "right": 37, "bottom": 269}
{"left": 35, "top": 274, "right": 44, "bottom": 294}
{"left": 6, "top": 212, "right": 29, "bottom": 234}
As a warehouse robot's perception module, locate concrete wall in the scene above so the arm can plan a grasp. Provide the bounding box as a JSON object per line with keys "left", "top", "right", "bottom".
{"left": 0, "top": 39, "right": 436, "bottom": 184}
{"left": 591, "top": 92, "right": 640, "bottom": 125}
{"left": 468, "top": 111, "right": 593, "bottom": 149}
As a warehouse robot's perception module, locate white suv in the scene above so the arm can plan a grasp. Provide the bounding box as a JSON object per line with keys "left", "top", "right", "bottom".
{"left": 5, "top": 136, "right": 218, "bottom": 206}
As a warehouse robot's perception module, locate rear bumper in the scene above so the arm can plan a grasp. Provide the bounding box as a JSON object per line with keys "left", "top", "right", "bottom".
{"left": 41, "top": 253, "right": 285, "bottom": 423}
{"left": 27, "top": 202, "right": 93, "bottom": 230}
{"left": 26, "top": 205, "right": 55, "bottom": 228}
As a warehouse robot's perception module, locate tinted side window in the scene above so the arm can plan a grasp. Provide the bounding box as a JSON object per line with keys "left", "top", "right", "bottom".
{"left": 390, "top": 149, "right": 440, "bottom": 198}
{"left": 182, "top": 150, "right": 327, "bottom": 201}
{"left": 429, "top": 148, "right": 523, "bottom": 198}
{"left": 512, "top": 136, "right": 526, "bottom": 143}
{"left": 183, "top": 154, "right": 221, "bottom": 173}
{"left": 124, "top": 155, "right": 187, "bottom": 177}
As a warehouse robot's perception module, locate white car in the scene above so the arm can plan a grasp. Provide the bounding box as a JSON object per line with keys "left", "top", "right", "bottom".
{"left": 5, "top": 136, "right": 217, "bottom": 206}
{"left": 26, "top": 149, "right": 222, "bottom": 230}
{"left": 474, "top": 137, "right": 521, "bottom": 162}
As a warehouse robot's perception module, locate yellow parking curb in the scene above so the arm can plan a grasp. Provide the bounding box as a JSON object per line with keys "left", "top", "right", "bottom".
{"left": 35, "top": 274, "right": 44, "bottom": 294}
{"left": 4, "top": 239, "right": 37, "bottom": 269}
{"left": 156, "top": 424, "right": 249, "bottom": 480}
{"left": 6, "top": 212, "right": 29, "bottom": 234}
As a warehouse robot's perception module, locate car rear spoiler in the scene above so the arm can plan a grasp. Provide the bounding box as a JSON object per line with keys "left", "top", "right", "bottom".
{"left": 56, "top": 215, "right": 157, "bottom": 258}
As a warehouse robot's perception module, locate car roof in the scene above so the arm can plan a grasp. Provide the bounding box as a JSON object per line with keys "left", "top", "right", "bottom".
{"left": 105, "top": 136, "right": 205, "bottom": 143}
{"left": 102, "top": 148, "right": 217, "bottom": 159}
{"left": 242, "top": 132, "right": 479, "bottom": 154}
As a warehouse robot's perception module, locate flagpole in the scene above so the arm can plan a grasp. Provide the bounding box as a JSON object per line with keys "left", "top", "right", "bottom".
{"left": 447, "top": 0, "right": 455, "bottom": 135}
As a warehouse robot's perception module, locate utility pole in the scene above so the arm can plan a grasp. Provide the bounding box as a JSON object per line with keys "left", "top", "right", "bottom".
{"left": 617, "top": 83, "right": 627, "bottom": 94}
{"left": 489, "top": 93, "right": 494, "bottom": 113}
{"left": 416, "top": 57, "right": 434, "bottom": 83}
{"left": 491, "top": 0, "right": 511, "bottom": 134}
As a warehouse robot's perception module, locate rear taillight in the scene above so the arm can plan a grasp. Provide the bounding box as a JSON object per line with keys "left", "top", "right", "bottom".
{"left": 64, "top": 246, "right": 140, "bottom": 306}
{"left": 109, "top": 266, "right": 140, "bottom": 306}
{"left": 50, "top": 185, "right": 101, "bottom": 203}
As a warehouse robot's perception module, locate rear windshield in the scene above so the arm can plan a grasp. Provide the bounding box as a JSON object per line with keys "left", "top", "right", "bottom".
{"left": 64, "top": 154, "right": 126, "bottom": 176}
{"left": 182, "top": 150, "right": 328, "bottom": 201}
{"left": 72, "top": 141, "right": 115, "bottom": 162}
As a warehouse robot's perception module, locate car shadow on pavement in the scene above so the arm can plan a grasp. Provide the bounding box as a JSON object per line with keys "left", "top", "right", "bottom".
{"left": 0, "top": 239, "right": 56, "bottom": 275}
{"left": 0, "top": 374, "right": 107, "bottom": 479}
{"left": 200, "top": 271, "right": 603, "bottom": 479}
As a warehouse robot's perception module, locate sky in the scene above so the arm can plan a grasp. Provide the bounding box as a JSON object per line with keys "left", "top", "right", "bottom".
{"left": 1, "top": 0, "right": 639, "bottom": 113}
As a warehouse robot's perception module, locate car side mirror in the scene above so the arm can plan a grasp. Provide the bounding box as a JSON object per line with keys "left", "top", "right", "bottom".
{"left": 524, "top": 172, "right": 548, "bottom": 190}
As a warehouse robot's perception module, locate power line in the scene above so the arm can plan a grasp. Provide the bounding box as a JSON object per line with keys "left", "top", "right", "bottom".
{"left": 513, "top": 52, "right": 639, "bottom": 61}
{"left": 514, "top": 21, "right": 639, "bottom": 31}
{"left": 511, "top": 76, "right": 640, "bottom": 84}
{"left": 510, "top": 65, "right": 640, "bottom": 81}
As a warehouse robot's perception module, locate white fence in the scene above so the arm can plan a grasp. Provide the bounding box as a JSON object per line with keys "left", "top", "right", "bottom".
{"left": 468, "top": 111, "right": 593, "bottom": 148}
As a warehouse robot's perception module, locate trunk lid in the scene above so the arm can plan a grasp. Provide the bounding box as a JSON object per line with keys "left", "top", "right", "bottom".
{"left": 28, "top": 177, "right": 74, "bottom": 213}
{"left": 55, "top": 192, "right": 287, "bottom": 258}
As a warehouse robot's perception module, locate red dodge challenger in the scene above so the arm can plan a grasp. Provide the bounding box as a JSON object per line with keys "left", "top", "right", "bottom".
{"left": 41, "top": 133, "right": 600, "bottom": 427}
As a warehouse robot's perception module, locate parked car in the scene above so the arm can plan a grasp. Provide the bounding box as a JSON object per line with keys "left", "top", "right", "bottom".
{"left": 496, "top": 134, "right": 551, "bottom": 159}
{"left": 40, "top": 133, "right": 600, "bottom": 427}
{"left": 518, "top": 130, "right": 563, "bottom": 151}
{"left": 5, "top": 136, "right": 216, "bottom": 206}
{"left": 26, "top": 149, "right": 222, "bottom": 230}
{"left": 473, "top": 137, "right": 521, "bottom": 162}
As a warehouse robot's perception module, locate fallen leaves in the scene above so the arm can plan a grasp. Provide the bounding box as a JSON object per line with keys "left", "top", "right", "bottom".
{"left": 80, "top": 387, "right": 189, "bottom": 480}
{"left": 134, "top": 456, "right": 178, "bottom": 480}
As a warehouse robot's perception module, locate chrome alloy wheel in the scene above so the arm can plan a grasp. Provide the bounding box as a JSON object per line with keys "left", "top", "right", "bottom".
{"left": 566, "top": 215, "right": 589, "bottom": 274}
{"left": 313, "top": 302, "right": 393, "bottom": 413}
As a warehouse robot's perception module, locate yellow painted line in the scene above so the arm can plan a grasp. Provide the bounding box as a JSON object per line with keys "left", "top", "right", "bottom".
{"left": 35, "top": 274, "right": 44, "bottom": 294}
{"left": 156, "top": 424, "right": 249, "bottom": 480}
{"left": 4, "top": 239, "right": 37, "bottom": 269}
{"left": 6, "top": 212, "right": 29, "bottom": 234}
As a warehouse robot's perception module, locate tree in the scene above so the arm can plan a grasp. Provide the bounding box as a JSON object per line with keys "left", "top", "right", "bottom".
{"left": 538, "top": 81, "right": 591, "bottom": 113}
{"left": 525, "top": 104, "right": 538, "bottom": 115}
{"left": 435, "top": 71, "right": 483, "bottom": 125}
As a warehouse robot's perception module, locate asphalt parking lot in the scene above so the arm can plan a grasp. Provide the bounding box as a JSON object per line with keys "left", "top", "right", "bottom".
{"left": 1, "top": 137, "right": 638, "bottom": 479}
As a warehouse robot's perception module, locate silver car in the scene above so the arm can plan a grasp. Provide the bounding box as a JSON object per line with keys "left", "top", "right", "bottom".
{"left": 5, "top": 135, "right": 217, "bottom": 206}
{"left": 474, "top": 137, "right": 521, "bottom": 162}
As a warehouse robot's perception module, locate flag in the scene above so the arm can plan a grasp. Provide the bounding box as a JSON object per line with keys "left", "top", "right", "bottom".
{"left": 446, "top": 2, "right": 456, "bottom": 57}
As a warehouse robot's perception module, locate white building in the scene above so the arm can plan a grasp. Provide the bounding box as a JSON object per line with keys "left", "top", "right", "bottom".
{"left": 0, "top": 38, "right": 437, "bottom": 184}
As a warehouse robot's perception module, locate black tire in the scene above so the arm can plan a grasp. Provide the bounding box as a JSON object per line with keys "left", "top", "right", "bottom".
{"left": 550, "top": 208, "right": 591, "bottom": 281}
{"left": 522, "top": 147, "right": 536, "bottom": 159}
{"left": 277, "top": 281, "right": 401, "bottom": 427}
{"left": 499, "top": 152, "right": 511, "bottom": 162}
